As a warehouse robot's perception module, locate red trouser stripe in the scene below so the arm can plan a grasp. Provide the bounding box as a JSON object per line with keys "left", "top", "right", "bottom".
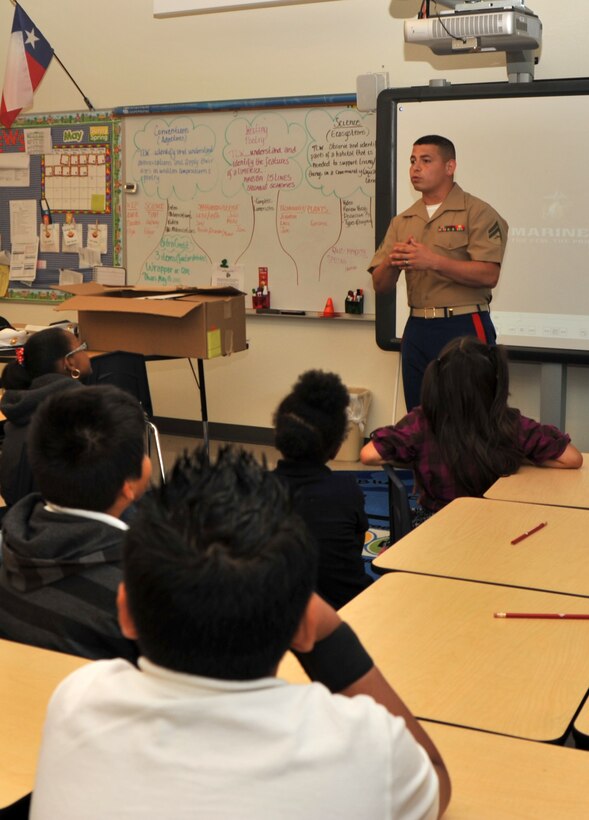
{"left": 471, "top": 312, "right": 487, "bottom": 342}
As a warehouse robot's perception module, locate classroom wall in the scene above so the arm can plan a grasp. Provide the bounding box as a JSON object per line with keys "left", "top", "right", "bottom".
{"left": 1, "top": 0, "right": 588, "bottom": 446}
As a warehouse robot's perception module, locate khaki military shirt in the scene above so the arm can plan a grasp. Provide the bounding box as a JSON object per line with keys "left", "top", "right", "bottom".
{"left": 369, "top": 184, "right": 508, "bottom": 309}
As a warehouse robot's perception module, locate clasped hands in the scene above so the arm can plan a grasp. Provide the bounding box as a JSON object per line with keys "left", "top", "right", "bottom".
{"left": 389, "top": 236, "right": 436, "bottom": 271}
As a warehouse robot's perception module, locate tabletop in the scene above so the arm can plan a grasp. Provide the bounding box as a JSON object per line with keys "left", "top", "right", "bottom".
{"left": 484, "top": 456, "right": 589, "bottom": 508}
{"left": 422, "top": 721, "right": 589, "bottom": 819}
{"left": 277, "top": 573, "right": 589, "bottom": 741}
{"left": 0, "top": 639, "right": 89, "bottom": 808}
{"left": 373, "top": 496, "right": 589, "bottom": 596}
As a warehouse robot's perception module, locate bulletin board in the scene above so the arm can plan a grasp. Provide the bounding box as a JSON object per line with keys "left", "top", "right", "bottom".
{"left": 0, "top": 110, "right": 121, "bottom": 303}
{"left": 120, "top": 96, "right": 377, "bottom": 314}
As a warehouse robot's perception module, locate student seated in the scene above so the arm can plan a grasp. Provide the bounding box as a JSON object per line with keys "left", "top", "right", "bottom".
{"left": 0, "top": 327, "right": 92, "bottom": 507}
{"left": 31, "top": 448, "right": 450, "bottom": 820}
{"left": 361, "top": 336, "right": 582, "bottom": 514}
{"left": 0, "top": 385, "right": 151, "bottom": 661}
{"left": 273, "top": 370, "right": 371, "bottom": 609}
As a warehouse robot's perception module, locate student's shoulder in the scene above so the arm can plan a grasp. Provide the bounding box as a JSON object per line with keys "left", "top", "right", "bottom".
{"left": 295, "top": 679, "right": 395, "bottom": 720}
{"left": 47, "top": 658, "right": 136, "bottom": 717}
{"left": 327, "top": 469, "right": 366, "bottom": 496}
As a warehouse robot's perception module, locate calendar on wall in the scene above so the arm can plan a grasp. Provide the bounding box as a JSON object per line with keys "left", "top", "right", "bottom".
{"left": 42, "top": 144, "right": 111, "bottom": 213}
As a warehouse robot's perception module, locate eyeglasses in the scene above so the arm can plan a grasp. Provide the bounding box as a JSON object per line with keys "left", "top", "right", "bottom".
{"left": 65, "top": 341, "right": 88, "bottom": 358}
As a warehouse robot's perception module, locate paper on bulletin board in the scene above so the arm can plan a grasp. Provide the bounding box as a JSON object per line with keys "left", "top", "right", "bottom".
{"left": 59, "top": 269, "right": 83, "bottom": 286}
{"left": 9, "top": 240, "right": 38, "bottom": 282}
{"left": 25, "top": 128, "right": 53, "bottom": 155}
{"left": 93, "top": 266, "right": 126, "bottom": 285}
{"left": 0, "top": 154, "right": 30, "bottom": 187}
{"left": 10, "top": 199, "right": 36, "bottom": 242}
{"left": 62, "top": 223, "right": 83, "bottom": 251}
{"left": 87, "top": 223, "right": 108, "bottom": 254}
{"left": 40, "top": 223, "right": 60, "bottom": 253}
{"left": 0, "top": 264, "right": 9, "bottom": 297}
{"left": 78, "top": 247, "right": 101, "bottom": 269}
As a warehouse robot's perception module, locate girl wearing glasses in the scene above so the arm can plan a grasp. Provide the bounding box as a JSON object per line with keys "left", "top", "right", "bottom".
{"left": 0, "top": 327, "right": 92, "bottom": 507}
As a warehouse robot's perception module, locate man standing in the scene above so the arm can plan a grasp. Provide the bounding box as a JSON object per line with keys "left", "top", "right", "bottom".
{"left": 370, "top": 135, "right": 508, "bottom": 411}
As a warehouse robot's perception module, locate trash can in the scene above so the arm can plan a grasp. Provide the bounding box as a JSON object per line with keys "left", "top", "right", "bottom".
{"left": 334, "top": 387, "right": 372, "bottom": 462}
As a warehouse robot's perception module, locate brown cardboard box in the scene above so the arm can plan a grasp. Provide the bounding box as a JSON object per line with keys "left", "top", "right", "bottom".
{"left": 54, "top": 284, "right": 246, "bottom": 359}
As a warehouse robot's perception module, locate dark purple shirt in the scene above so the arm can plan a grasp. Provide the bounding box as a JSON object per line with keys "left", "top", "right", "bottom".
{"left": 370, "top": 407, "right": 571, "bottom": 512}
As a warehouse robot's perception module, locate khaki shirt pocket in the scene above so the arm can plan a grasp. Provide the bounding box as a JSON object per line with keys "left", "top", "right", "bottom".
{"left": 433, "top": 232, "right": 469, "bottom": 254}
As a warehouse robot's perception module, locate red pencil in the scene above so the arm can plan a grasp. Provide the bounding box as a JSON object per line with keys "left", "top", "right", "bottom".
{"left": 494, "top": 612, "right": 589, "bottom": 620}
{"left": 510, "top": 521, "right": 547, "bottom": 545}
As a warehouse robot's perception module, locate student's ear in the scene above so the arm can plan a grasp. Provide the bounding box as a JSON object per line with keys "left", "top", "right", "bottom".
{"left": 120, "top": 479, "right": 137, "bottom": 504}
{"left": 123, "top": 455, "right": 153, "bottom": 503}
{"left": 62, "top": 355, "right": 75, "bottom": 377}
{"left": 117, "top": 582, "right": 139, "bottom": 640}
{"left": 290, "top": 593, "right": 320, "bottom": 653}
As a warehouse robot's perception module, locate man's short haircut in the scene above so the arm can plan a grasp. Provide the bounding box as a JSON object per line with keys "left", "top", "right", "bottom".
{"left": 273, "top": 370, "right": 349, "bottom": 463}
{"left": 414, "top": 134, "right": 456, "bottom": 161}
{"left": 124, "top": 447, "right": 318, "bottom": 680}
{"left": 29, "top": 385, "right": 146, "bottom": 511}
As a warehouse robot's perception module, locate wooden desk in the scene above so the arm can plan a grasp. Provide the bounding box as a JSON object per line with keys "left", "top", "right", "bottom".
{"left": 421, "top": 721, "right": 589, "bottom": 819}
{"left": 278, "top": 574, "right": 589, "bottom": 741}
{"left": 373, "top": 497, "right": 589, "bottom": 597}
{"left": 485, "top": 456, "right": 589, "bottom": 508}
{"left": 0, "top": 639, "right": 88, "bottom": 808}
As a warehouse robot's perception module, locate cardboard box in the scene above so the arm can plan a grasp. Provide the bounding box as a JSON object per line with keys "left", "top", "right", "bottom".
{"left": 55, "top": 284, "right": 246, "bottom": 359}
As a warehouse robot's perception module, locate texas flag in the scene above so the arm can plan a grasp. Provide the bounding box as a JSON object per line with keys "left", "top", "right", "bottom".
{"left": 0, "top": 4, "right": 54, "bottom": 128}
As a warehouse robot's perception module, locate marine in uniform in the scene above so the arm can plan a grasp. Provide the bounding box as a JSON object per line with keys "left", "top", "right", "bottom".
{"left": 369, "top": 135, "right": 508, "bottom": 411}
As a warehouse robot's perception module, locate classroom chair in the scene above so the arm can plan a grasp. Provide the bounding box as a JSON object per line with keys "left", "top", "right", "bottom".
{"left": 383, "top": 464, "right": 413, "bottom": 544}
{"left": 86, "top": 351, "right": 165, "bottom": 483}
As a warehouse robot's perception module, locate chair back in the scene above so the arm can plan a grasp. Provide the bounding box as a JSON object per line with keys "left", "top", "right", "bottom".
{"left": 86, "top": 351, "right": 153, "bottom": 417}
{"left": 383, "top": 464, "right": 413, "bottom": 544}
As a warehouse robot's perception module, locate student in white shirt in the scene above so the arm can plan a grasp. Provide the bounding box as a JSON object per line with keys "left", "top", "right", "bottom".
{"left": 31, "top": 447, "right": 450, "bottom": 820}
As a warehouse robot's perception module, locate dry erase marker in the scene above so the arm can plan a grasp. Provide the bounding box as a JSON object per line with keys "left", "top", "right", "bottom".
{"left": 510, "top": 521, "right": 547, "bottom": 545}
{"left": 494, "top": 612, "right": 589, "bottom": 620}
{"left": 40, "top": 198, "right": 52, "bottom": 224}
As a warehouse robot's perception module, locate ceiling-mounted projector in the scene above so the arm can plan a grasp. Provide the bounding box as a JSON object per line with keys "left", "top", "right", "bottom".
{"left": 404, "top": 2, "right": 542, "bottom": 55}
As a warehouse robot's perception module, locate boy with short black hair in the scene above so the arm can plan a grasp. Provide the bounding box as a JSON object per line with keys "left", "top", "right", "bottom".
{"left": 0, "top": 385, "right": 151, "bottom": 661}
{"left": 31, "top": 447, "right": 450, "bottom": 819}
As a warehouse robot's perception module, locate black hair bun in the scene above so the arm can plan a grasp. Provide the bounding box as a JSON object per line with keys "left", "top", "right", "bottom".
{"left": 291, "top": 370, "right": 349, "bottom": 415}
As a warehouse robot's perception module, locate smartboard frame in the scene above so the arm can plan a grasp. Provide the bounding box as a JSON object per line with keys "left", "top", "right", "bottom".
{"left": 374, "top": 77, "right": 589, "bottom": 365}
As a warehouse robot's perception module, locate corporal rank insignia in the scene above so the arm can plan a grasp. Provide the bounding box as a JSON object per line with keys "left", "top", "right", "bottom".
{"left": 438, "top": 225, "right": 465, "bottom": 232}
{"left": 488, "top": 221, "right": 503, "bottom": 241}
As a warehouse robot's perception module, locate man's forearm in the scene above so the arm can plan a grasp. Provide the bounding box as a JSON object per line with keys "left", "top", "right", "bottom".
{"left": 428, "top": 255, "right": 499, "bottom": 288}
{"left": 371, "top": 259, "right": 401, "bottom": 294}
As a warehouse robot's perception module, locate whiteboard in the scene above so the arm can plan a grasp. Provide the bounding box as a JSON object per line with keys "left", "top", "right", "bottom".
{"left": 122, "top": 103, "right": 376, "bottom": 313}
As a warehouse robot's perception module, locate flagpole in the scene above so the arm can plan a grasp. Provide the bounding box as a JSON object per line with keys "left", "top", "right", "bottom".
{"left": 51, "top": 52, "right": 94, "bottom": 111}
{"left": 9, "top": 0, "right": 95, "bottom": 110}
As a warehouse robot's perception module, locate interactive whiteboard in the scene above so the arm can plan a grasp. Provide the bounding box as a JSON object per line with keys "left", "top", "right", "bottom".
{"left": 374, "top": 79, "right": 589, "bottom": 358}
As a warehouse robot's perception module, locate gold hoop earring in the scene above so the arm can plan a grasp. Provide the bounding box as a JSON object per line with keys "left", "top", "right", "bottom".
{"left": 70, "top": 368, "right": 81, "bottom": 380}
